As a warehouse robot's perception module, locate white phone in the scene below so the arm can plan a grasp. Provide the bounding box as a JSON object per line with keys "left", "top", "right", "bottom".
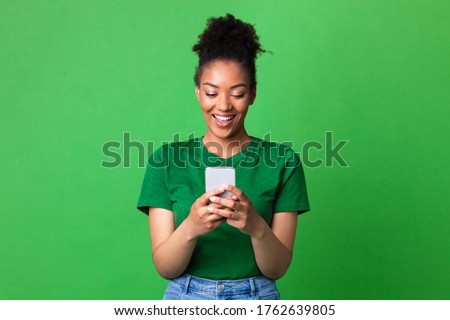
{"left": 205, "top": 167, "right": 235, "bottom": 198}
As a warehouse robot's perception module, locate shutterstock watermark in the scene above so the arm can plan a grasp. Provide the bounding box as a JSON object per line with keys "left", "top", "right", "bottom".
{"left": 100, "top": 132, "right": 349, "bottom": 169}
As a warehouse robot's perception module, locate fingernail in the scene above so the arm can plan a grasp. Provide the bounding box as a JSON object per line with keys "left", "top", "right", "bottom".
{"left": 221, "top": 184, "right": 229, "bottom": 189}
{"left": 232, "top": 195, "right": 238, "bottom": 200}
{"left": 210, "top": 196, "right": 217, "bottom": 202}
{"left": 218, "top": 187, "right": 224, "bottom": 192}
{"left": 207, "top": 207, "right": 214, "bottom": 213}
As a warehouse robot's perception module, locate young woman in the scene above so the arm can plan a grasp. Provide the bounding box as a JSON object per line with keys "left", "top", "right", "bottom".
{"left": 137, "top": 13, "right": 310, "bottom": 300}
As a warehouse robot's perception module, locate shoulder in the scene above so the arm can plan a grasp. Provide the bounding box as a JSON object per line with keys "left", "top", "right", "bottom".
{"left": 148, "top": 137, "right": 198, "bottom": 167}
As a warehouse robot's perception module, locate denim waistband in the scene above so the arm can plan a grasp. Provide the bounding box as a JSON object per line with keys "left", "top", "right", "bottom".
{"left": 170, "top": 274, "right": 276, "bottom": 297}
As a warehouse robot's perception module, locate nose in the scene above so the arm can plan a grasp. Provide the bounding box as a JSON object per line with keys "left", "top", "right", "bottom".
{"left": 217, "top": 95, "right": 233, "bottom": 111}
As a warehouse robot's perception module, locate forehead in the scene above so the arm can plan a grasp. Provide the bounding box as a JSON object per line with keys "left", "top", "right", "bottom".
{"left": 200, "top": 60, "right": 250, "bottom": 86}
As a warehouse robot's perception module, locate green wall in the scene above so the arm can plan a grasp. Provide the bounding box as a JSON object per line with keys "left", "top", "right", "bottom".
{"left": 1, "top": 0, "right": 449, "bottom": 299}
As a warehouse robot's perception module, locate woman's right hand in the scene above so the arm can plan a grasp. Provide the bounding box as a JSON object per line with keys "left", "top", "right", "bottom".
{"left": 185, "top": 187, "right": 231, "bottom": 239}
{"left": 149, "top": 187, "right": 231, "bottom": 279}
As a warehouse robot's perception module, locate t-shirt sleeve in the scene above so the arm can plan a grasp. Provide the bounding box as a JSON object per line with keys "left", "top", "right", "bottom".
{"left": 136, "top": 146, "right": 173, "bottom": 215}
{"left": 273, "top": 149, "right": 310, "bottom": 215}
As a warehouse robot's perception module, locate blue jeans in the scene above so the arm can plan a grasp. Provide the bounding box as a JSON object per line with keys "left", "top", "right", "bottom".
{"left": 162, "top": 274, "right": 281, "bottom": 300}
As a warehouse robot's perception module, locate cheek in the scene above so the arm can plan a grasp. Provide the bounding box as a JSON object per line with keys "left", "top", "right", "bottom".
{"left": 200, "top": 102, "right": 212, "bottom": 114}
{"left": 235, "top": 102, "right": 250, "bottom": 114}
{"left": 199, "top": 99, "right": 213, "bottom": 112}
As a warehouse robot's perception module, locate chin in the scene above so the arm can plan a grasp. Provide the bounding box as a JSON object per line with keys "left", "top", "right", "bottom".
{"left": 208, "top": 128, "right": 236, "bottom": 140}
{"left": 212, "top": 131, "right": 233, "bottom": 140}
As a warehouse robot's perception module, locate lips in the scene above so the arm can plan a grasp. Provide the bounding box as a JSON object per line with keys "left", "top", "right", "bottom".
{"left": 212, "top": 114, "right": 236, "bottom": 127}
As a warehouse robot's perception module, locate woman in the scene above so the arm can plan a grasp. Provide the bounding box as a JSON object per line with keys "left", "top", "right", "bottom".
{"left": 137, "top": 13, "right": 310, "bottom": 300}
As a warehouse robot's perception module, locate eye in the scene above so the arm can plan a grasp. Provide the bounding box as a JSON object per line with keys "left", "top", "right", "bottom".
{"left": 231, "top": 94, "right": 245, "bottom": 99}
{"left": 206, "top": 93, "right": 217, "bottom": 97}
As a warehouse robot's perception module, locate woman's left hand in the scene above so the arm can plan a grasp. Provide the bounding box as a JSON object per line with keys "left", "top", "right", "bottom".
{"left": 207, "top": 184, "right": 264, "bottom": 237}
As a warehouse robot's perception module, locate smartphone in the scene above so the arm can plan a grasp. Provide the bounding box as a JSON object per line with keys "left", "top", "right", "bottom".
{"left": 205, "top": 167, "right": 235, "bottom": 198}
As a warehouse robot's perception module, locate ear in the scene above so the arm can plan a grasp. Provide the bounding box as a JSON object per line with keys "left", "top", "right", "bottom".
{"left": 195, "top": 86, "right": 200, "bottom": 101}
{"left": 249, "top": 87, "right": 257, "bottom": 105}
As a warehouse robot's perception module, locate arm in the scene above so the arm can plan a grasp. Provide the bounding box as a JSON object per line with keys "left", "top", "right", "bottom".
{"left": 149, "top": 187, "right": 228, "bottom": 279}
{"left": 208, "top": 185, "right": 298, "bottom": 280}
{"left": 250, "top": 211, "right": 298, "bottom": 280}
{"left": 149, "top": 207, "right": 197, "bottom": 279}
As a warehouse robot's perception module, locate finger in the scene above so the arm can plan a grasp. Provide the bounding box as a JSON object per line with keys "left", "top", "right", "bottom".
{"left": 223, "top": 195, "right": 238, "bottom": 206}
{"left": 209, "top": 203, "right": 235, "bottom": 212}
{"left": 208, "top": 207, "right": 238, "bottom": 220}
{"left": 206, "top": 209, "right": 227, "bottom": 222}
{"left": 221, "top": 184, "right": 245, "bottom": 199}
{"left": 209, "top": 196, "right": 237, "bottom": 210}
{"left": 208, "top": 202, "right": 235, "bottom": 211}
{"left": 209, "top": 214, "right": 226, "bottom": 222}
{"left": 198, "top": 187, "right": 225, "bottom": 205}
{"left": 209, "top": 202, "right": 223, "bottom": 209}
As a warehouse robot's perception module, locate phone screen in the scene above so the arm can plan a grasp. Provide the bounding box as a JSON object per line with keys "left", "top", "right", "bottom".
{"left": 205, "top": 167, "right": 235, "bottom": 198}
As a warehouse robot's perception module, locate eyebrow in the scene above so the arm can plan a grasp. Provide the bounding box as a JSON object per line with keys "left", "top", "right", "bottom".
{"left": 202, "top": 82, "right": 248, "bottom": 89}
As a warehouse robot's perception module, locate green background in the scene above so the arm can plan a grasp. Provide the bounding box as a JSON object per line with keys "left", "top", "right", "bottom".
{"left": 1, "top": 0, "right": 449, "bottom": 299}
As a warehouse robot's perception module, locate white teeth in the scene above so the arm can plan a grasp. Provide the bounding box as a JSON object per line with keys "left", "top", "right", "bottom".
{"left": 215, "top": 115, "right": 234, "bottom": 121}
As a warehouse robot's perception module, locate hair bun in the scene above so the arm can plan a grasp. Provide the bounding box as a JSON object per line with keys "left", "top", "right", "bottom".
{"left": 192, "top": 13, "right": 267, "bottom": 89}
{"left": 193, "top": 13, "right": 265, "bottom": 63}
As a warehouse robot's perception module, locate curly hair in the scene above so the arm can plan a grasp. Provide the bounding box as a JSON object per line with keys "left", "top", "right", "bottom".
{"left": 192, "top": 13, "right": 266, "bottom": 90}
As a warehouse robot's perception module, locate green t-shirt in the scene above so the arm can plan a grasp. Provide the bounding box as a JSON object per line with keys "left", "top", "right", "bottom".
{"left": 137, "top": 136, "right": 310, "bottom": 280}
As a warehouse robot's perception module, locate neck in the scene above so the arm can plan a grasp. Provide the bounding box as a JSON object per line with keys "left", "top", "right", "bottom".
{"left": 202, "top": 130, "right": 252, "bottom": 159}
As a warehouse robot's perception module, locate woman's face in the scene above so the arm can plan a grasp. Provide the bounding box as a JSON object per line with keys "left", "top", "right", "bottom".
{"left": 195, "top": 60, "right": 256, "bottom": 142}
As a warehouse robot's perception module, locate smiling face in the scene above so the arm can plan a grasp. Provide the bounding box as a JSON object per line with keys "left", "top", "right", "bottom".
{"left": 195, "top": 60, "right": 256, "bottom": 144}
